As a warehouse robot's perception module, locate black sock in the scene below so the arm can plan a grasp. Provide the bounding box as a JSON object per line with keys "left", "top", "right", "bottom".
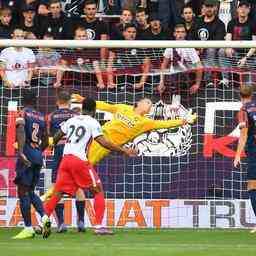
{"left": 20, "top": 195, "right": 32, "bottom": 227}
{"left": 75, "top": 200, "right": 85, "bottom": 223}
{"left": 30, "top": 192, "right": 44, "bottom": 218}
{"left": 249, "top": 190, "right": 256, "bottom": 217}
{"left": 55, "top": 203, "right": 64, "bottom": 226}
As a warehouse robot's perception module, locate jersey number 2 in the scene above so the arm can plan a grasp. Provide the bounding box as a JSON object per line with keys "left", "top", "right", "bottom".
{"left": 32, "top": 123, "right": 39, "bottom": 143}
{"left": 66, "top": 125, "right": 86, "bottom": 143}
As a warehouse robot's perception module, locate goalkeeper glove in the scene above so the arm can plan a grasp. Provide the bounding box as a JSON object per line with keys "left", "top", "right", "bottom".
{"left": 185, "top": 109, "right": 197, "bottom": 124}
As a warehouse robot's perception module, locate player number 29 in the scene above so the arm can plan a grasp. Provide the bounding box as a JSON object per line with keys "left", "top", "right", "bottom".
{"left": 66, "top": 125, "right": 86, "bottom": 143}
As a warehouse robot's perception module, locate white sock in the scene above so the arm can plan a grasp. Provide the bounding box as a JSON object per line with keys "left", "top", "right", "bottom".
{"left": 95, "top": 225, "right": 102, "bottom": 229}
{"left": 25, "top": 226, "right": 34, "bottom": 232}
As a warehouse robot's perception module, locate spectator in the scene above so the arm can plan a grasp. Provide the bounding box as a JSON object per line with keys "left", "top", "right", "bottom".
{"left": 0, "top": 28, "right": 35, "bottom": 88}
{"left": 135, "top": 7, "right": 150, "bottom": 39}
{"left": 55, "top": 26, "right": 105, "bottom": 89}
{"left": 158, "top": 23, "right": 203, "bottom": 95}
{"left": 0, "top": 0, "right": 20, "bottom": 24}
{"left": 188, "top": 0, "right": 226, "bottom": 85}
{"left": 110, "top": 7, "right": 133, "bottom": 40}
{"left": 72, "top": 0, "right": 108, "bottom": 59}
{"left": 18, "top": 0, "right": 49, "bottom": 16}
{"left": 20, "top": 4, "right": 40, "bottom": 39}
{"left": 34, "top": 33, "right": 62, "bottom": 87}
{"left": 140, "top": 13, "right": 170, "bottom": 40}
{"left": 107, "top": 23, "right": 151, "bottom": 89}
{"left": 0, "top": 7, "right": 13, "bottom": 38}
{"left": 40, "top": 0, "right": 70, "bottom": 39}
{"left": 182, "top": 4, "right": 197, "bottom": 35}
{"left": 220, "top": 0, "right": 256, "bottom": 85}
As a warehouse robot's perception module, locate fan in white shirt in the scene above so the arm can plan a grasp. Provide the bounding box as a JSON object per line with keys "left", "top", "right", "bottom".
{"left": 158, "top": 24, "right": 203, "bottom": 95}
{"left": 0, "top": 28, "right": 35, "bottom": 88}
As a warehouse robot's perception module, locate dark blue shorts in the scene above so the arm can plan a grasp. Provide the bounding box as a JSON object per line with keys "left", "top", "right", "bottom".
{"left": 51, "top": 145, "right": 64, "bottom": 183}
{"left": 14, "top": 159, "right": 42, "bottom": 189}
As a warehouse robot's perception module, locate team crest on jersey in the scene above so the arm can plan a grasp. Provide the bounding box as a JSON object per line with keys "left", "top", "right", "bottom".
{"left": 86, "top": 29, "right": 96, "bottom": 40}
{"left": 198, "top": 28, "right": 209, "bottom": 41}
{"left": 126, "top": 97, "right": 193, "bottom": 157}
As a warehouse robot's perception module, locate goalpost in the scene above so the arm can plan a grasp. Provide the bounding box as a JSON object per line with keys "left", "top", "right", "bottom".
{"left": 0, "top": 40, "right": 255, "bottom": 229}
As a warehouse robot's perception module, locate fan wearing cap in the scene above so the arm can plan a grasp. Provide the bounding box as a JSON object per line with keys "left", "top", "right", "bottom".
{"left": 139, "top": 12, "right": 171, "bottom": 40}
{"left": 221, "top": 0, "right": 256, "bottom": 75}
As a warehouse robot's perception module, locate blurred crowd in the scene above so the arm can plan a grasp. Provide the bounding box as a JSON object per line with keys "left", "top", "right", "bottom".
{"left": 0, "top": 0, "right": 255, "bottom": 93}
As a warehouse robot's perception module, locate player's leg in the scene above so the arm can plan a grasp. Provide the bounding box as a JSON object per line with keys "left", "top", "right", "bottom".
{"left": 43, "top": 156, "right": 78, "bottom": 237}
{"left": 246, "top": 158, "right": 256, "bottom": 233}
{"left": 12, "top": 184, "right": 35, "bottom": 239}
{"left": 12, "top": 160, "right": 35, "bottom": 239}
{"left": 90, "top": 184, "right": 114, "bottom": 235}
{"left": 75, "top": 188, "right": 86, "bottom": 232}
{"left": 29, "top": 164, "right": 51, "bottom": 235}
{"left": 52, "top": 151, "right": 67, "bottom": 233}
{"left": 248, "top": 180, "right": 256, "bottom": 233}
{"left": 72, "top": 159, "right": 113, "bottom": 235}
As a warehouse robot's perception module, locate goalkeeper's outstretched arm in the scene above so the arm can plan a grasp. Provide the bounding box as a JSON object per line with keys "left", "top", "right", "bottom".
{"left": 143, "top": 111, "right": 197, "bottom": 131}
{"left": 71, "top": 94, "right": 130, "bottom": 113}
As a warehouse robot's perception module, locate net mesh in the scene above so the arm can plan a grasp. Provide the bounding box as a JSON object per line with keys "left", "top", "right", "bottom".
{"left": 0, "top": 46, "right": 254, "bottom": 227}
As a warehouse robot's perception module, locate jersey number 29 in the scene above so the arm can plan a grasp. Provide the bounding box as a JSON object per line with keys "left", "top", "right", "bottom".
{"left": 66, "top": 125, "right": 86, "bottom": 143}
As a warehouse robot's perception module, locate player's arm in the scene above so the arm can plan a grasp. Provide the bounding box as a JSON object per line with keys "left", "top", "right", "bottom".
{"left": 95, "top": 135, "right": 136, "bottom": 157}
{"left": 158, "top": 56, "right": 170, "bottom": 94}
{"left": 234, "top": 127, "right": 248, "bottom": 168}
{"left": 71, "top": 93, "right": 124, "bottom": 113}
{"left": 234, "top": 108, "right": 248, "bottom": 168}
{"left": 92, "top": 119, "right": 136, "bottom": 157}
{"left": 52, "top": 129, "right": 65, "bottom": 146}
{"left": 16, "top": 114, "right": 31, "bottom": 167}
{"left": 40, "top": 128, "right": 49, "bottom": 152}
{"left": 143, "top": 110, "right": 197, "bottom": 131}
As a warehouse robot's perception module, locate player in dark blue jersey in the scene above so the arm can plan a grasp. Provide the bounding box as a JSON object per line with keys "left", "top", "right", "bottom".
{"left": 234, "top": 85, "right": 256, "bottom": 233}
{"left": 13, "top": 90, "right": 51, "bottom": 239}
{"left": 46, "top": 91, "right": 86, "bottom": 232}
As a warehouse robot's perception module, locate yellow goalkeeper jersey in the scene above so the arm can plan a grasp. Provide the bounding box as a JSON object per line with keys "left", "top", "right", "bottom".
{"left": 96, "top": 101, "right": 185, "bottom": 144}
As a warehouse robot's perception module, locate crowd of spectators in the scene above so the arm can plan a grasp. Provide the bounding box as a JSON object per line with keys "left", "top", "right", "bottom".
{"left": 0, "top": 0, "right": 255, "bottom": 93}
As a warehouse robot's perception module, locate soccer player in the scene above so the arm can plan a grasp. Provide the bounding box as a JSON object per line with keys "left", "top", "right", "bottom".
{"left": 13, "top": 90, "right": 51, "bottom": 239}
{"left": 72, "top": 94, "right": 197, "bottom": 166}
{"left": 47, "top": 91, "right": 87, "bottom": 233}
{"left": 234, "top": 85, "right": 256, "bottom": 233}
{"left": 43, "top": 98, "right": 137, "bottom": 236}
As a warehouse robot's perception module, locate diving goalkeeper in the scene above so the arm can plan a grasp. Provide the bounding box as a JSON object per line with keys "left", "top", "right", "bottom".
{"left": 70, "top": 94, "right": 197, "bottom": 165}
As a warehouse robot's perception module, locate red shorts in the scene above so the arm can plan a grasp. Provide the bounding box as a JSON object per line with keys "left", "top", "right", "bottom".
{"left": 55, "top": 154, "right": 101, "bottom": 196}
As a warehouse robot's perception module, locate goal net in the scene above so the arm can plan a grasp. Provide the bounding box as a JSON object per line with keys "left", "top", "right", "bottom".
{"left": 0, "top": 40, "right": 255, "bottom": 228}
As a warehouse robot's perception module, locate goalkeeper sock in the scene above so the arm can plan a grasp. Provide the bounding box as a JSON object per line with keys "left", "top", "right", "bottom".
{"left": 75, "top": 200, "right": 85, "bottom": 223}
{"left": 44, "top": 194, "right": 61, "bottom": 217}
{"left": 249, "top": 190, "right": 256, "bottom": 216}
{"left": 30, "top": 192, "right": 44, "bottom": 218}
{"left": 20, "top": 195, "right": 32, "bottom": 227}
{"left": 94, "top": 192, "right": 105, "bottom": 226}
{"left": 55, "top": 203, "right": 64, "bottom": 226}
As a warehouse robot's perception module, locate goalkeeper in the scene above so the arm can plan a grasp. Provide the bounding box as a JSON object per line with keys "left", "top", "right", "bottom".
{"left": 43, "top": 94, "right": 197, "bottom": 200}
{"left": 70, "top": 94, "right": 197, "bottom": 165}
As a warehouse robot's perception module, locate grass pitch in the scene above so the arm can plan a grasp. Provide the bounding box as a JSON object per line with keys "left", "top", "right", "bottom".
{"left": 1, "top": 228, "right": 256, "bottom": 256}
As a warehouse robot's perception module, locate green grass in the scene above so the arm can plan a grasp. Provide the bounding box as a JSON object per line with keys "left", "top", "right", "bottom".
{"left": 1, "top": 228, "right": 256, "bottom": 256}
